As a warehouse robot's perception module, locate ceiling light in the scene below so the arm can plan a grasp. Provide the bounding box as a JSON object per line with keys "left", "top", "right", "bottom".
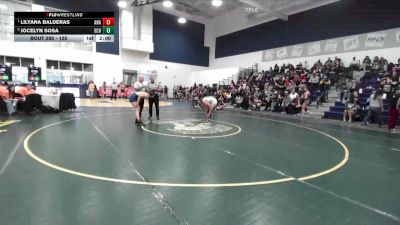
{"left": 178, "top": 17, "right": 186, "bottom": 24}
{"left": 117, "top": 1, "right": 127, "bottom": 8}
{"left": 0, "top": 4, "right": 7, "bottom": 10}
{"left": 163, "top": 0, "right": 173, "bottom": 8}
{"left": 211, "top": 0, "right": 223, "bottom": 7}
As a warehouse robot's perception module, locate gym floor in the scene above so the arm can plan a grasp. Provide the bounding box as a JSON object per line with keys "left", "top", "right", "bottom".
{"left": 0, "top": 102, "right": 399, "bottom": 225}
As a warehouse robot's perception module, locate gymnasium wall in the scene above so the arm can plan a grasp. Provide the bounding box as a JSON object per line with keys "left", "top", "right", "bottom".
{"left": 210, "top": 27, "right": 400, "bottom": 72}
{"left": 214, "top": 0, "right": 400, "bottom": 59}
{"left": 189, "top": 67, "right": 240, "bottom": 86}
{"left": 150, "top": 10, "right": 210, "bottom": 67}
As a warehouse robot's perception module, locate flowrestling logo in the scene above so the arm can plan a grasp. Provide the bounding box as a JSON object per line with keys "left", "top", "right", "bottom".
{"left": 143, "top": 119, "right": 241, "bottom": 138}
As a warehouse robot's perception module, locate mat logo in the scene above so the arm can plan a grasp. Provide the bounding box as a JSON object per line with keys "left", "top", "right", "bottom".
{"left": 163, "top": 119, "right": 232, "bottom": 135}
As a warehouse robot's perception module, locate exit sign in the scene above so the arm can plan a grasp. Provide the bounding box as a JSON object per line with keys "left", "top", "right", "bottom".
{"left": 133, "top": 0, "right": 160, "bottom": 7}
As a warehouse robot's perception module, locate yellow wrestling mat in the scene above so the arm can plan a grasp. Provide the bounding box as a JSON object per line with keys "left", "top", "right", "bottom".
{"left": 76, "top": 98, "right": 173, "bottom": 108}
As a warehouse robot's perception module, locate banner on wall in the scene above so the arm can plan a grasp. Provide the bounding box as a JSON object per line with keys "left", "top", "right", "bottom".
{"left": 325, "top": 39, "right": 338, "bottom": 52}
{"left": 308, "top": 42, "right": 321, "bottom": 56}
{"left": 277, "top": 47, "right": 288, "bottom": 59}
{"left": 262, "top": 50, "right": 275, "bottom": 61}
{"left": 365, "top": 32, "right": 386, "bottom": 47}
{"left": 291, "top": 45, "right": 303, "bottom": 57}
{"left": 343, "top": 35, "right": 359, "bottom": 51}
{"left": 396, "top": 31, "right": 400, "bottom": 44}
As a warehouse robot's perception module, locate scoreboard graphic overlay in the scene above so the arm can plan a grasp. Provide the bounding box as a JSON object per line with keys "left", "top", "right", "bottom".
{"left": 14, "top": 12, "right": 114, "bottom": 43}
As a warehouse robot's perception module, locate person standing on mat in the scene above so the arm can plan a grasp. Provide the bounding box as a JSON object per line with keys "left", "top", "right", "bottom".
{"left": 111, "top": 81, "right": 118, "bottom": 101}
{"left": 134, "top": 76, "right": 146, "bottom": 119}
{"left": 146, "top": 76, "right": 161, "bottom": 121}
{"left": 201, "top": 95, "right": 218, "bottom": 121}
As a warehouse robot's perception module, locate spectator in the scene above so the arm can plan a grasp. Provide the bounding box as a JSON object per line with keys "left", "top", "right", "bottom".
{"left": 16, "top": 84, "right": 28, "bottom": 96}
{"left": 362, "top": 56, "right": 371, "bottom": 70}
{"left": 101, "top": 81, "right": 106, "bottom": 98}
{"left": 350, "top": 57, "right": 359, "bottom": 70}
{"left": 319, "top": 75, "right": 331, "bottom": 103}
{"left": 378, "top": 57, "right": 388, "bottom": 71}
{"left": 251, "top": 96, "right": 262, "bottom": 111}
{"left": 362, "top": 89, "right": 384, "bottom": 127}
{"left": 372, "top": 56, "right": 379, "bottom": 70}
{"left": 288, "top": 89, "right": 299, "bottom": 101}
{"left": 163, "top": 85, "right": 168, "bottom": 99}
{"left": 314, "top": 60, "right": 323, "bottom": 68}
{"left": 336, "top": 77, "right": 348, "bottom": 102}
{"left": 343, "top": 95, "right": 358, "bottom": 122}
{"left": 325, "top": 57, "right": 333, "bottom": 67}
{"left": 280, "top": 64, "right": 286, "bottom": 74}
{"left": 31, "top": 82, "right": 36, "bottom": 91}
{"left": 334, "top": 56, "right": 343, "bottom": 69}
{"left": 111, "top": 81, "right": 118, "bottom": 100}
{"left": 26, "top": 84, "right": 35, "bottom": 95}
{"left": 88, "top": 81, "right": 95, "bottom": 99}
{"left": 301, "top": 85, "right": 312, "bottom": 115}
{"left": 280, "top": 91, "right": 291, "bottom": 114}
{"left": 286, "top": 98, "right": 302, "bottom": 115}
{"left": 0, "top": 82, "right": 6, "bottom": 96}
{"left": 300, "top": 70, "right": 308, "bottom": 84}
{"left": 387, "top": 90, "right": 400, "bottom": 133}
{"left": 274, "top": 64, "right": 279, "bottom": 74}
{"left": 308, "top": 71, "right": 320, "bottom": 93}
{"left": 120, "top": 82, "right": 126, "bottom": 98}
{"left": 1, "top": 85, "right": 17, "bottom": 115}
{"left": 275, "top": 76, "right": 286, "bottom": 93}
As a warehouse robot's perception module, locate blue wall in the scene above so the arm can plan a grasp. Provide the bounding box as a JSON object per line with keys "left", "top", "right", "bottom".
{"left": 150, "top": 10, "right": 209, "bottom": 67}
{"left": 215, "top": 0, "right": 400, "bottom": 58}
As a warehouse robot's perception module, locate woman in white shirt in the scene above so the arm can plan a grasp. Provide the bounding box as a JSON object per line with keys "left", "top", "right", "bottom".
{"left": 289, "top": 89, "right": 299, "bottom": 101}
{"left": 362, "top": 89, "right": 384, "bottom": 127}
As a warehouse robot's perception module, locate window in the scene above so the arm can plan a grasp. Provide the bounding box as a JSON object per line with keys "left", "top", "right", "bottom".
{"left": 0, "top": 56, "right": 4, "bottom": 65}
{"left": 46, "top": 60, "right": 59, "bottom": 69}
{"left": 72, "top": 62, "right": 82, "bottom": 71}
{"left": 21, "top": 58, "right": 34, "bottom": 67}
{"left": 83, "top": 64, "right": 93, "bottom": 72}
{"left": 59, "top": 61, "right": 71, "bottom": 70}
{"left": 5, "top": 56, "right": 20, "bottom": 66}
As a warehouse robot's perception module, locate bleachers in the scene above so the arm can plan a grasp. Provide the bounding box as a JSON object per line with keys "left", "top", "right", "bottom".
{"left": 324, "top": 73, "right": 393, "bottom": 123}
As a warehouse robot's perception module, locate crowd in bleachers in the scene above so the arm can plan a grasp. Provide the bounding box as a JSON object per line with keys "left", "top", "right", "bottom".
{"left": 178, "top": 55, "right": 400, "bottom": 132}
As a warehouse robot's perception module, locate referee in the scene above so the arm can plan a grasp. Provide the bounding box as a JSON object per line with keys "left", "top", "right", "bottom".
{"left": 133, "top": 76, "right": 146, "bottom": 119}
{"left": 146, "top": 76, "right": 161, "bottom": 121}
